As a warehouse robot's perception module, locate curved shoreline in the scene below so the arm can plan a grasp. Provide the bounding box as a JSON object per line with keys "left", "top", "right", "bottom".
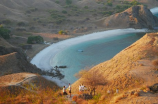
{"left": 150, "top": 7, "right": 158, "bottom": 14}
{"left": 31, "top": 7, "right": 158, "bottom": 70}
{"left": 31, "top": 28, "right": 147, "bottom": 69}
{"left": 31, "top": 28, "right": 146, "bottom": 86}
{"left": 31, "top": 8, "right": 158, "bottom": 86}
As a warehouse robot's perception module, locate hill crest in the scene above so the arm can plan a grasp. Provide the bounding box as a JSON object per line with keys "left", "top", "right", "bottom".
{"left": 96, "top": 5, "right": 158, "bottom": 29}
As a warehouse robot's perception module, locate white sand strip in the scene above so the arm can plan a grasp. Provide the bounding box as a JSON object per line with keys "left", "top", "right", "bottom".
{"left": 150, "top": 7, "right": 158, "bottom": 14}
{"left": 31, "top": 28, "right": 146, "bottom": 70}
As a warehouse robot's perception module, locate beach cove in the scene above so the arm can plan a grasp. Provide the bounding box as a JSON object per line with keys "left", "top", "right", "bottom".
{"left": 31, "top": 7, "right": 158, "bottom": 87}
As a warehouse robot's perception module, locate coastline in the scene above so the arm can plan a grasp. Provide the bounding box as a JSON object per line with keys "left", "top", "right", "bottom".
{"left": 27, "top": 27, "right": 112, "bottom": 61}
{"left": 31, "top": 28, "right": 147, "bottom": 86}
{"left": 27, "top": 7, "right": 158, "bottom": 61}
{"left": 30, "top": 7, "right": 158, "bottom": 87}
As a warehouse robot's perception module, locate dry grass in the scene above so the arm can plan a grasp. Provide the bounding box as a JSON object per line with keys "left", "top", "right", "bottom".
{"left": 113, "top": 89, "right": 140, "bottom": 103}
{"left": 0, "top": 87, "right": 66, "bottom": 104}
{"left": 72, "top": 95, "right": 77, "bottom": 102}
{"left": 0, "top": 73, "right": 68, "bottom": 104}
{"left": 152, "top": 59, "right": 158, "bottom": 66}
{"left": 113, "top": 94, "right": 125, "bottom": 103}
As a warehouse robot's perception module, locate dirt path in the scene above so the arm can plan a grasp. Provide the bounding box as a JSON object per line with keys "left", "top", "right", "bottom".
{"left": 65, "top": 94, "right": 78, "bottom": 104}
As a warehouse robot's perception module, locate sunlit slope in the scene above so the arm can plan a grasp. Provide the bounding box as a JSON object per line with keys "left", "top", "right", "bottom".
{"left": 72, "top": 33, "right": 158, "bottom": 94}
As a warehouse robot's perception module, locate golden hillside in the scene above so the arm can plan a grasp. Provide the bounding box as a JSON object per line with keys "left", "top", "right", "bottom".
{"left": 72, "top": 32, "right": 158, "bottom": 103}
{"left": 96, "top": 5, "right": 158, "bottom": 29}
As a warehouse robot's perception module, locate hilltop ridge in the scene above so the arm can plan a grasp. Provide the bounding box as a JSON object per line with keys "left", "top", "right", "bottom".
{"left": 0, "top": 0, "right": 158, "bottom": 33}
{"left": 96, "top": 5, "right": 158, "bottom": 29}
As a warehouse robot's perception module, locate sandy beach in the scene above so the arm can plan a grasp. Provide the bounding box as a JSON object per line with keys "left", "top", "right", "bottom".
{"left": 31, "top": 28, "right": 147, "bottom": 86}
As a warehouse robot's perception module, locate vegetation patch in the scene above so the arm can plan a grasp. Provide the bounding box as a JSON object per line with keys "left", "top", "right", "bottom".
{"left": 0, "top": 26, "right": 11, "bottom": 39}
{"left": 27, "top": 35, "right": 44, "bottom": 44}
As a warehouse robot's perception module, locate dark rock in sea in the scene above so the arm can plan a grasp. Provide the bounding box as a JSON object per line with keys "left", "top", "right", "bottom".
{"left": 78, "top": 49, "right": 83, "bottom": 52}
{"left": 96, "top": 5, "right": 158, "bottom": 29}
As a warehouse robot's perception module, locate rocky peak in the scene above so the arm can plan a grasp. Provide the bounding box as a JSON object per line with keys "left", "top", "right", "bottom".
{"left": 97, "top": 5, "right": 158, "bottom": 29}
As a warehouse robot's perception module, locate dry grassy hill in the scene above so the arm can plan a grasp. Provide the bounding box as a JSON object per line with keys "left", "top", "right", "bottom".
{"left": 96, "top": 5, "right": 158, "bottom": 29}
{"left": 0, "top": 73, "right": 63, "bottom": 104}
{"left": 0, "top": 0, "right": 157, "bottom": 34}
{"left": 71, "top": 32, "right": 158, "bottom": 103}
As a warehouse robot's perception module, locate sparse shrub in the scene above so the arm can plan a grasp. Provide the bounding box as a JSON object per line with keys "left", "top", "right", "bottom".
{"left": 62, "top": 10, "right": 67, "bottom": 14}
{"left": 75, "top": 68, "right": 107, "bottom": 96}
{"left": 55, "top": 0, "right": 59, "bottom": 4}
{"left": 2, "top": 19, "right": 12, "bottom": 25}
{"left": 65, "top": 0, "right": 72, "bottom": 5}
{"left": 27, "top": 36, "right": 44, "bottom": 44}
{"left": 58, "top": 30, "right": 68, "bottom": 35}
{"left": 133, "top": 91, "right": 139, "bottom": 97}
{"left": 84, "top": 6, "right": 89, "bottom": 9}
{"left": 107, "top": 2, "right": 112, "bottom": 6}
{"left": 58, "top": 30, "right": 64, "bottom": 35}
{"left": 152, "top": 59, "right": 158, "bottom": 66}
{"left": 139, "top": 63, "right": 144, "bottom": 66}
{"left": 93, "top": 93, "right": 101, "bottom": 101}
{"left": 0, "top": 26, "right": 11, "bottom": 39}
{"left": 72, "top": 95, "right": 77, "bottom": 102}
{"left": 17, "top": 22, "right": 26, "bottom": 26}
{"left": 53, "top": 37, "right": 59, "bottom": 40}
{"left": 130, "top": 0, "right": 140, "bottom": 6}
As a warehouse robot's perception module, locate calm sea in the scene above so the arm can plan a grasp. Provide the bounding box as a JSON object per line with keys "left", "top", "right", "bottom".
{"left": 50, "top": 12, "right": 158, "bottom": 84}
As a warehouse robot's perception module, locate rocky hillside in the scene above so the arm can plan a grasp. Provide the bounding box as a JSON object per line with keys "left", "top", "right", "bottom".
{"left": 96, "top": 5, "right": 158, "bottom": 29}
{"left": 0, "top": 37, "right": 43, "bottom": 76}
{"left": 0, "top": 0, "right": 158, "bottom": 34}
{"left": 72, "top": 32, "right": 158, "bottom": 103}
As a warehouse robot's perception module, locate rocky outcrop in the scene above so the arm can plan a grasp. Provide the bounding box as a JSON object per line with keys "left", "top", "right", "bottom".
{"left": 0, "top": 46, "right": 42, "bottom": 76}
{"left": 96, "top": 5, "right": 158, "bottom": 29}
{"left": 0, "top": 38, "right": 64, "bottom": 79}
{"left": 0, "top": 37, "right": 43, "bottom": 76}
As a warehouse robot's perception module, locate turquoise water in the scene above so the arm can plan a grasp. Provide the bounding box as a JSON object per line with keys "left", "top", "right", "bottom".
{"left": 51, "top": 12, "right": 158, "bottom": 84}
{"left": 51, "top": 33, "right": 145, "bottom": 83}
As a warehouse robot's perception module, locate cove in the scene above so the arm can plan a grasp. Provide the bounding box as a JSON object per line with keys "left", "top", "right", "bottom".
{"left": 51, "top": 32, "right": 145, "bottom": 83}
{"left": 31, "top": 8, "right": 158, "bottom": 86}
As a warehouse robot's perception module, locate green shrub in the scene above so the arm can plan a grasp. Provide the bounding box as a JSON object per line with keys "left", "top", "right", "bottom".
{"left": 93, "top": 93, "right": 101, "bottom": 101}
{"left": 107, "top": 2, "right": 112, "bottom": 6}
{"left": 2, "top": 19, "right": 12, "bottom": 25}
{"left": 58, "top": 30, "right": 68, "bottom": 35}
{"left": 84, "top": 6, "right": 89, "bottom": 9}
{"left": 65, "top": 0, "right": 72, "bottom": 5}
{"left": 55, "top": 0, "right": 59, "bottom": 4}
{"left": 130, "top": 0, "right": 140, "bottom": 6}
{"left": 17, "top": 22, "right": 26, "bottom": 26}
{"left": 27, "top": 36, "right": 44, "bottom": 44}
{"left": 0, "top": 27, "right": 11, "bottom": 39}
{"left": 62, "top": 10, "right": 67, "bottom": 14}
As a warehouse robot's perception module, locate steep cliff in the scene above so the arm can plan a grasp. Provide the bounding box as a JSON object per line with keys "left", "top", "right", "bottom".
{"left": 97, "top": 5, "right": 158, "bottom": 29}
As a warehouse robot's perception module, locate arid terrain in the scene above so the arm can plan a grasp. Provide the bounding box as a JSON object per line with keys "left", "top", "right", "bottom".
{"left": 71, "top": 32, "right": 158, "bottom": 104}
{"left": 0, "top": 0, "right": 158, "bottom": 104}
{"left": 0, "top": 0, "right": 157, "bottom": 60}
